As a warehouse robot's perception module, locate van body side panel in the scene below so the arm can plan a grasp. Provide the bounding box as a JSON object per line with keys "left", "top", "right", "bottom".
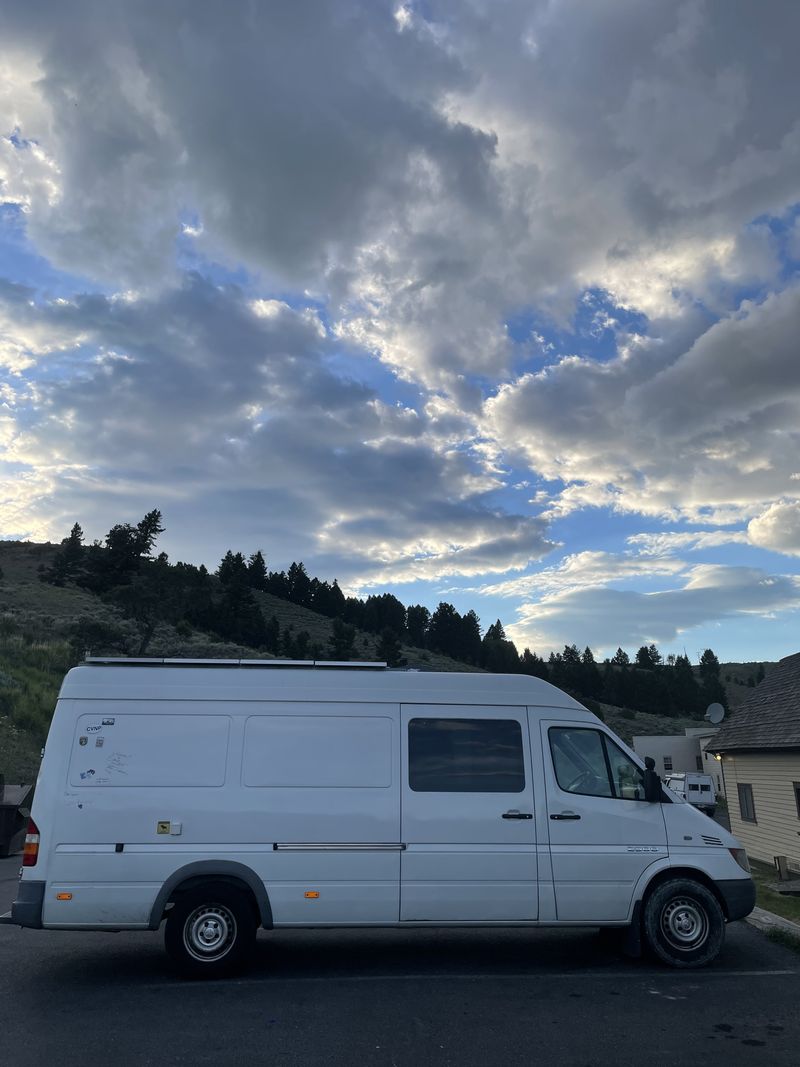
{"left": 41, "top": 698, "right": 401, "bottom": 928}
{"left": 242, "top": 702, "right": 401, "bottom": 924}
{"left": 400, "top": 705, "right": 538, "bottom": 921}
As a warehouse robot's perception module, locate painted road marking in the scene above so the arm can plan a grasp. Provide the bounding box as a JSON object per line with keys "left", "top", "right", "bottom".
{"left": 139, "top": 968, "right": 800, "bottom": 989}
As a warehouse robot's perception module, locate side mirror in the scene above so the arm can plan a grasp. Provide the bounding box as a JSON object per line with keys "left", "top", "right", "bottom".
{"left": 643, "top": 756, "right": 662, "bottom": 803}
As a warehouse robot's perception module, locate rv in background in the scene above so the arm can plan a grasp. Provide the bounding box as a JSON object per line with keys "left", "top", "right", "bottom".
{"left": 665, "top": 773, "right": 717, "bottom": 816}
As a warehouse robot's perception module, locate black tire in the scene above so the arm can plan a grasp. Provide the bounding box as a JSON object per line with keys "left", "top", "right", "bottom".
{"left": 642, "top": 878, "right": 724, "bottom": 968}
{"left": 164, "top": 881, "right": 257, "bottom": 978}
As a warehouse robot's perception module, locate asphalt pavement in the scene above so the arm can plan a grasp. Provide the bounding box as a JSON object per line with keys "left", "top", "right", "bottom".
{"left": 2, "top": 853, "right": 799, "bottom": 1067}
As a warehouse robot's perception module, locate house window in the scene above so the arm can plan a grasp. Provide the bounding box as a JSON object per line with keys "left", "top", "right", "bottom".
{"left": 738, "top": 783, "right": 757, "bottom": 823}
{"left": 663, "top": 756, "right": 673, "bottom": 773}
{"left": 794, "top": 783, "right": 800, "bottom": 819}
{"left": 696, "top": 756, "right": 703, "bottom": 771}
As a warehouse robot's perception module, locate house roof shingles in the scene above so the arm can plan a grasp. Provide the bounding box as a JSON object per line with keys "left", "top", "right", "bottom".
{"left": 708, "top": 652, "right": 800, "bottom": 753}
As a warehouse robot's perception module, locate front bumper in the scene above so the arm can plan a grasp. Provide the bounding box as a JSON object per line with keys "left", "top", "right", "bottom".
{"left": 717, "top": 877, "right": 757, "bottom": 922}
{"left": 0, "top": 880, "right": 45, "bottom": 928}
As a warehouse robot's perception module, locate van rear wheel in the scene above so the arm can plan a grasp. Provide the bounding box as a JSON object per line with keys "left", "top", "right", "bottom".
{"left": 165, "top": 882, "right": 256, "bottom": 978}
{"left": 643, "top": 878, "right": 724, "bottom": 968}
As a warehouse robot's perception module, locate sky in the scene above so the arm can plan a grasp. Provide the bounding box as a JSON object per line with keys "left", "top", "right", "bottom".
{"left": 1, "top": 0, "right": 799, "bottom": 663}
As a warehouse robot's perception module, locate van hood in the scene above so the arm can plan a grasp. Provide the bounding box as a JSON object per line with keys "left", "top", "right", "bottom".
{"left": 662, "top": 797, "right": 740, "bottom": 849}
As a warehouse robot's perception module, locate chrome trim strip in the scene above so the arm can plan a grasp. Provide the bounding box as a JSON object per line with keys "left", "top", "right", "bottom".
{"left": 273, "top": 843, "right": 406, "bottom": 852}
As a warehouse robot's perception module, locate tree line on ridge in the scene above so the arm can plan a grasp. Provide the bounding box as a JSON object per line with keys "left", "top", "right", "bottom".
{"left": 41, "top": 510, "right": 745, "bottom": 718}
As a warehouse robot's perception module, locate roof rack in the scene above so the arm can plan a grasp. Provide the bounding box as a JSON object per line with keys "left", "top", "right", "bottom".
{"left": 82, "top": 657, "right": 388, "bottom": 670}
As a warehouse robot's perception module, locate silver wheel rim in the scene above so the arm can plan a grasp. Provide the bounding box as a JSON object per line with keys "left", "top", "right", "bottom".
{"left": 660, "top": 896, "right": 709, "bottom": 951}
{"left": 183, "top": 904, "right": 237, "bottom": 963}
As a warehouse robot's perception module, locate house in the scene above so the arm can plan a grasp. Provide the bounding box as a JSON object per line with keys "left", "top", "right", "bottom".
{"left": 707, "top": 651, "right": 800, "bottom": 872}
{"left": 632, "top": 727, "right": 725, "bottom": 796}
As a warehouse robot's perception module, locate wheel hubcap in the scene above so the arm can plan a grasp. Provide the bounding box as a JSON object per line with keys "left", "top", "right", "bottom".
{"left": 184, "top": 904, "right": 237, "bottom": 962}
{"left": 660, "top": 897, "right": 709, "bottom": 951}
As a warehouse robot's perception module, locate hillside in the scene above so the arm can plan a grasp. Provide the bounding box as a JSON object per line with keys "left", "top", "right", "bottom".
{"left": 0, "top": 538, "right": 481, "bottom": 781}
{"left": 0, "top": 537, "right": 776, "bottom": 784}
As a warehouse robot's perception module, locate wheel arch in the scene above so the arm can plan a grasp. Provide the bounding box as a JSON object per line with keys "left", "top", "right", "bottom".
{"left": 638, "top": 865, "right": 730, "bottom": 920}
{"left": 148, "top": 861, "right": 273, "bottom": 930}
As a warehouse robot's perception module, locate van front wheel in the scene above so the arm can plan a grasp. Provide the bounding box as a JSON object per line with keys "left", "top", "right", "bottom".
{"left": 643, "top": 878, "right": 724, "bottom": 968}
{"left": 165, "top": 882, "right": 256, "bottom": 978}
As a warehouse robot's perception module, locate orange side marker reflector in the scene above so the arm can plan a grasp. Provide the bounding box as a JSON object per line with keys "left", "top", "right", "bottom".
{"left": 304, "top": 891, "right": 320, "bottom": 899}
{"left": 56, "top": 893, "right": 73, "bottom": 901}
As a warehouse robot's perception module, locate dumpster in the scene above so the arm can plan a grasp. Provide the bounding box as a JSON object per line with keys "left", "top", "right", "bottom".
{"left": 0, "top": 777, "right": 33, "bottom": 857}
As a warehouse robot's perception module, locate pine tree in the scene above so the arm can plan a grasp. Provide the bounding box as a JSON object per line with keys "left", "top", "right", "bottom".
{"left": 376, "top": 628, "right": 406, "bottom": 668}
{"left": 329, "top": 618, "right": 357, "bottom": 659}
{"left": 668, "top": 653, "right": 703, "bottom": 717}
{"left": 44, "top": 522, "right": 86, "bottom": 586}
{"left": 217, "top": 550, "right": 248, "bottom": 586}
{"left": 580, "top": 646, "right": 603, "bottom": 699}
{"left": 460, "top": 610, "right": 483, "bottom": 665}
{"left": 698, "top": 648, "right": 727, "bottom": 711}
{"left": 699, "top": 648, "right": 721, "bottom": 680}
{"left": 635, "top": 644, "right": 662, "bottom": 670}
{"left": 264, "top": 615, "right": 280, "bottom": 653}
{"left": 133, "top": 509, "right": 165, "bottom": 557}
{"left": 427, "top": 603, "right": 463, "bottom": 659}
{"left": 520, "top": 649, "right": 549, "bottom": 680}
{"left": 247, "top": 550, "right": 268, "bottom": 591}
{"left": 406, "top": 605, "right": 430, "bottom": 647}
{"left": 287, "top": 562, "right": 312, "bottom": 606}
{"left": 556, "top": 644, "right": 582, "bottom": 693}
{"left": 266, "top": 569, "right": 289, "bottom": 598}
{"left": 484, "top": 620, "right": 507, "bottom": 642}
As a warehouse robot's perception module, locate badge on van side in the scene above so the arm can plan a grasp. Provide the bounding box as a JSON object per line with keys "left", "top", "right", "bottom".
{"left": 157, "top": 821, "right": 171, "bottom": 834}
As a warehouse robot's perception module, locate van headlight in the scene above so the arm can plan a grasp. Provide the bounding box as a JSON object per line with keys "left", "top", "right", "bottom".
{"left": 729, "top": 848, "right": 750, "bottom": 873}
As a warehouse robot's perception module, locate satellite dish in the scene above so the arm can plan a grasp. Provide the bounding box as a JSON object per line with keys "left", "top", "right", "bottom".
{"left": 705, "top": 702, "right": 725, "bottom": 725}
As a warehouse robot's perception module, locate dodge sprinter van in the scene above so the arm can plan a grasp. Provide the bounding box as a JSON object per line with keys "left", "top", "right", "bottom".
{"left": 1, "top": 659, "right": 755, "bottom": 976}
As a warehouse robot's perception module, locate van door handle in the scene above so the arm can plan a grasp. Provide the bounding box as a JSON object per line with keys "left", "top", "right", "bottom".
{"left": 502, "top": 810, "right": 533, "bottom": 820}
{"left": 550, "top": 812, "right": 581, "bottom": 820}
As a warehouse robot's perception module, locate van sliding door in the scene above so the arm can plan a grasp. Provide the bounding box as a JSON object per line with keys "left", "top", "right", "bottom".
{"left": 400, "top": 705, "right": 538, "bottom": 922}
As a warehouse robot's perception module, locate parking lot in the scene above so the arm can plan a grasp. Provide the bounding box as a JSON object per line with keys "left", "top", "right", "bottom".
{"left": 2, "top": 854, "right": 799, "bottom": 1067}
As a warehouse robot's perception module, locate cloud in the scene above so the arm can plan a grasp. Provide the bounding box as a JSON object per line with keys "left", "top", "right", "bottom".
{"left": 486, "top": 286, "right": 800, "bottom": 522}
{"left": 1, "top": 0, "right": 799, "bottom": 656}
{"left": 0, "top": 273, "right": 553, "bottom": 579}
{"left": 748, "top": 500, "right": 800, "bottom": 557}
{"left": 505, "top": 565, "right": 800, "bottom": 655}
{"left": 2, "top": 2, "right": 799, "bottom": 380}
{"left": 626, "top": 530, "right": 750, "bottom": 556}
{"left": 477, "top": 550, "right": 687, "bottom": 600}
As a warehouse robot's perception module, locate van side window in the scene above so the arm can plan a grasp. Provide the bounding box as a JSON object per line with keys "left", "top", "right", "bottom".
{"left": 549, "top": 728, "right": 646, "bottom": 801}
{"left": 408, "top": 718, "right": 525, "bottom": 793}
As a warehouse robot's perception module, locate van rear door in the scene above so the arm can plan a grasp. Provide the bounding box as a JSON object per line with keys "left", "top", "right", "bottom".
{"left": 540, "top": 720, "right": 668, "bottom": 922}
{"left": 400, "top": 705, "right": 537, "bottom": 921}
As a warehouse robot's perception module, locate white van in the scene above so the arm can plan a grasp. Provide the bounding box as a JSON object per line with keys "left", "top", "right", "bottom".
{"left": 665, "top": 773, "right": 717, "bottom": 816}
{"left": 1, "top": 660, "right": 754, "bottom": 975}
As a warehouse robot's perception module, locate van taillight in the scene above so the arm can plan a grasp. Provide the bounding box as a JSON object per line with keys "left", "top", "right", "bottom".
{"left": 22, "top": 818, "right": 40, "bottom": 867}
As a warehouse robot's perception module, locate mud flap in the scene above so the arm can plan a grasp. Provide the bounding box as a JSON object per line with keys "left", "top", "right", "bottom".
{"left": 622, "top": 900, "right": 643, "bottom": 958}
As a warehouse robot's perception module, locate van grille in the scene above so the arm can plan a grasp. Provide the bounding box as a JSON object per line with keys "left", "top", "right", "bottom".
{"left": 701, "top": 835, "right": 723, "bottom": 846}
